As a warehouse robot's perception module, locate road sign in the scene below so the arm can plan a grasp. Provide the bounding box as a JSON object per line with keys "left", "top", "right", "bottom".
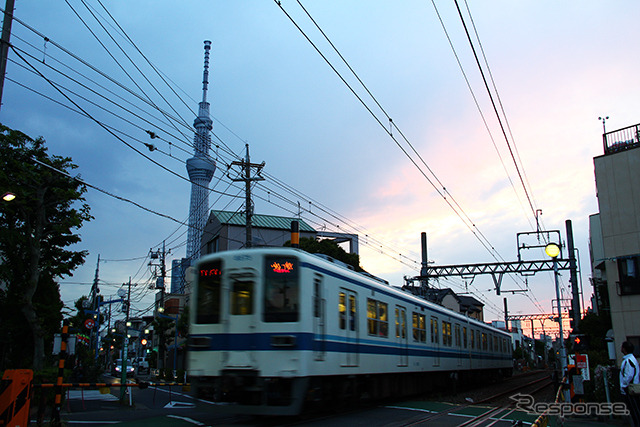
{"left": 84, "top": 318, "right": 95, "bottom": 330}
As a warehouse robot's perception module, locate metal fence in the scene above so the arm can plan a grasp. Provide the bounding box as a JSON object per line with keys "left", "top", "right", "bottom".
{"left": 603, "top": 123, "right": 640, "bottom": 154}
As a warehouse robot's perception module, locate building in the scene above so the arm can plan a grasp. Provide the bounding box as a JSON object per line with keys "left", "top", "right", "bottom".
{"left": 201, "top": 210, "right": 316, "bottom": 255}
{"left": 420, "top": 287, "right": 485, "bottom": 321}
{"left": 590, "top": 121, "right": 640, "bottom": 362}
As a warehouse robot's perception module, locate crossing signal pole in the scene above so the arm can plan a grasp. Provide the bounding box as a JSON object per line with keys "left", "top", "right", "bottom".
{"left": 227, "top": 144, "right": 264, "bottom": 248}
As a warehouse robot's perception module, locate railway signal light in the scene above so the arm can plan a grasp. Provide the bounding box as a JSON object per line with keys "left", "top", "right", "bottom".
{"left": 570, "top": 334, "right": 588, "bottom": 353}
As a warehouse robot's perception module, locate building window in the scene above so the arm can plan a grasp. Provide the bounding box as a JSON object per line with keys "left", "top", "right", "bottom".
{"left": 617, "top": 256, "right": 640, "bottom": 295}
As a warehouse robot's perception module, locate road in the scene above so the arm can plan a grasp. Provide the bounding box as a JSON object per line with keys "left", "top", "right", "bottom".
{"left": 54, "top": 374, "right": 546, "bottom": 426}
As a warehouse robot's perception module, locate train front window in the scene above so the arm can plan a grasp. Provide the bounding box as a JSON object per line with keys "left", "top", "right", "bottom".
{"left": 264, "top": 256, "right": 299, "bottom": 322}
{"left": 196, "top": 259, "right": 222, "bottom": 324}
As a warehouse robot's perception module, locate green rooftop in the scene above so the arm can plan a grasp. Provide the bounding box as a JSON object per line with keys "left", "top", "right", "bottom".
{"left": 210, "top": 210, "right": 316, "bottom": 232}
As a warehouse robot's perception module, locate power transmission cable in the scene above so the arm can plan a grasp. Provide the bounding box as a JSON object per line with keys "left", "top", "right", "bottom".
{"left": 74, "top": 0, "right": 193, "bottom": 141}
{"left": 5, "top": 8, "right": 197, "bottom": 142}
{"left": 427, "top": 0, "right": 535, "bottom": 232}
{"left": 451, "top": 0, "right": 537, "bottom": 221}
{"left": 461, "top": 0, "right": 539, "bottom": 224}
{"left": 451, "top": 0, "right": 547, "bottom": 312}
{"left": 13, "top": 47, "right": 243, "bottom": 201}
{"left": 276, "top": 1, "right": 546, "bottom": 313}
{"left": 275, "top": 1, "right": 506, "bottom": 264}
{"left": 64, "top": 0, "right": 191, "bottom": 144}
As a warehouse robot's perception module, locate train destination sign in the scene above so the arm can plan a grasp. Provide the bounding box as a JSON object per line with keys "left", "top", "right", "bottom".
{"left": 270, "top": 261, "right": 294, "bottom": 274}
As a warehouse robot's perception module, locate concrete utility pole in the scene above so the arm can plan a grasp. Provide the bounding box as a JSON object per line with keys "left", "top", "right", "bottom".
{"left": 228, "top": 144, "right": 264, "bottom": 248}
{"left": 0, "top": 0, "right": 16, "bottom": 111}
{"left": 566, "top": 220, "right": 580, "bottom": 332}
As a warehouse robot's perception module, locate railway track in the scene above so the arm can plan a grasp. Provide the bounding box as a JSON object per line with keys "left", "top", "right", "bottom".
{"left": 395, "top": 372, "right": 554, "bottom": 426}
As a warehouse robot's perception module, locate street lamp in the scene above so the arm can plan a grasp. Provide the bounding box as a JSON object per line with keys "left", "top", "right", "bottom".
{"left": 546, "top": 242, "right": 570, "bottom": 403}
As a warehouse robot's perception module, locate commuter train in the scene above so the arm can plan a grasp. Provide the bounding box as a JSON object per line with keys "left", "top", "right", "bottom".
{"left": 187, "top": 248, "right": 512, "bottom": 415}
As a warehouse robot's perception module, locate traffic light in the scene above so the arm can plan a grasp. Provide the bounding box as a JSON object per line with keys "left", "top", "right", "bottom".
{"left": 140, "top": 338, "right": 148, "bottom": 347}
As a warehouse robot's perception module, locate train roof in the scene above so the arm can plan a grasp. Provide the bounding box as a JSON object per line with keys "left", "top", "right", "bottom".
{"left": 198, "top": 247, "right": 510, "bottom": 337}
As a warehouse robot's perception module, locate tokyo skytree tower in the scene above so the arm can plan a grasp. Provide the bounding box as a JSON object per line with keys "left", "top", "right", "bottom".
{"left": 186, "top": 41, "right": 216, "bottom": 262}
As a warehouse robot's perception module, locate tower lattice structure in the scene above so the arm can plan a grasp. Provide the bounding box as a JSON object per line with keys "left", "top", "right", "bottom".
{"left": 186, "top": 40, "right": 216, "bottom": 262}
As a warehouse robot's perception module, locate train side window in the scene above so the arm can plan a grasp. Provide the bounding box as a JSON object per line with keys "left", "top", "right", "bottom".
{"left": 470, "top": 329, "right": 475, "bottom": 349}
{"left": 395, "top": 307, "right": 406, "bottom": 339}
{"left": 263, "top": 255, "right": 299, "bottom": 322}
{"left": 494, "top": 336, "right": 498, "bottom": 352}
{"left": 314, "top": 277, "right": 322, "bottom": 318}
{"left": 477, "top": 331, "right": 481, "bottom": 350}
{"left": 431, "top": 317, "right": 439, "bottom": 344}
{"left": 378, "top": 301, "right": 388, "bottom": 337}
{"left": 482, "top": 332, "right": 488, "bottom": 351}
{"left": 339, "top": 292, "right": 346, "bottom": 330}
{"left": 442, "top": 321, "right": 452, "bottom": 346}
{"left": 454, "top": 324, "right": 461, "bottom": 347}
{"left": 412, "top": 312, "right": 426, "bottom": 343}
{"left": 230, "top": 275, "right": 254, "bottom": 315}
{"left": 349, "top": 294, "right": 357, "bottom": 331}
{"left": 196, "top": 259, "right": 222, "bottom": 324}
{"left": 367, "top": 299, "right": 388, "bottom": 337}
{"left": 463, "top": 326, "right": 467, "bottom": 348}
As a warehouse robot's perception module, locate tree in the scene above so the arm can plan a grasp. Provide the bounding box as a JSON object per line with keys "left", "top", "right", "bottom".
{"left": 0, "top": 124, "right": 92, "bottom": 370}
{"left": 285, "top": 237, "right": 363, "bottom": 271}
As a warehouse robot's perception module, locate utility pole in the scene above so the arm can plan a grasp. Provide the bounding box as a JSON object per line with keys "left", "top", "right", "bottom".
{"left": 0, "top": 0, "right": 16, "bottom": 111}
{"left": 149, "top": 242, "right": 167, "bottom": 371}
{"left": 120, "top": 278, "right": 131, "bottom": 403}
{"left": 91, "top": 255, "right": 100, "bottom": 359}
{"left": 228, "top": 144, "right": 264, "bottom": 248}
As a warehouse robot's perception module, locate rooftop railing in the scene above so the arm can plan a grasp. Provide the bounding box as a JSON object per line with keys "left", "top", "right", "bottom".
{"left": 603, "top": 122, "right": 640, "bottom": 154}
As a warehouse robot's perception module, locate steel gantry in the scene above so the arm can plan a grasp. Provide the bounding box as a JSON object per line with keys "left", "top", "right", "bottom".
{"left": 409, "top": 258, "right": 572, "bottom": 295}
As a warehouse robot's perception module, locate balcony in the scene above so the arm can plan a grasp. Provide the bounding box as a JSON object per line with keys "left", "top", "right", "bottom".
{"left": 603, "top": 123, "right": 640, "bottom": 155}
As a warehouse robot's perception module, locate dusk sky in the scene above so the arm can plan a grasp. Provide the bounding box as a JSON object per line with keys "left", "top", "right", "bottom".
{"left": 2, "top": 1, "right": 639, "bottom": 335}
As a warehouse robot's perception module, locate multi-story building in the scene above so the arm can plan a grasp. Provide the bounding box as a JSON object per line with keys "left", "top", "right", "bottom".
{"left": 590, "top": 122, "right": 640, "bottom": 363}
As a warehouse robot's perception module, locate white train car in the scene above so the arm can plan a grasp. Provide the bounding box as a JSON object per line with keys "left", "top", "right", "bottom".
{"left": 188, "top": 248, "right": 512, "bottom": 415}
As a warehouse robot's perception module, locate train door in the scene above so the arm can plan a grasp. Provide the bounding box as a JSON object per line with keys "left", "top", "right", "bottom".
{"left": 339, "top": 289, "right": 359, "bottom": 366}
{"left": 313, "top": 275, "right": 326, "bottom": 360}
{"left": 226, "top": 271, "right": 257, "bottom": 367}
{"left": 395, "top": 306, "right": 408, "bottom": 366}
{"left": 431, "top": 316, "right": 440, "bottom": 367}
{"left": 455, "top": 323, "right": 462, "bottom": 367}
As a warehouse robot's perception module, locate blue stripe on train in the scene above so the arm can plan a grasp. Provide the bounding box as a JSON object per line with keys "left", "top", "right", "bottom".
{"left": 189, "top": 332, "right": 511, "bottom": 361}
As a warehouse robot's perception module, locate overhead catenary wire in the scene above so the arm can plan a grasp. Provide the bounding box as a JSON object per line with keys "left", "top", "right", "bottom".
{"left": 6, "top": 4, "right": 522, "bottom": 319}
{"left": 274, "top": 1, "right": 544, "bottom": 315}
